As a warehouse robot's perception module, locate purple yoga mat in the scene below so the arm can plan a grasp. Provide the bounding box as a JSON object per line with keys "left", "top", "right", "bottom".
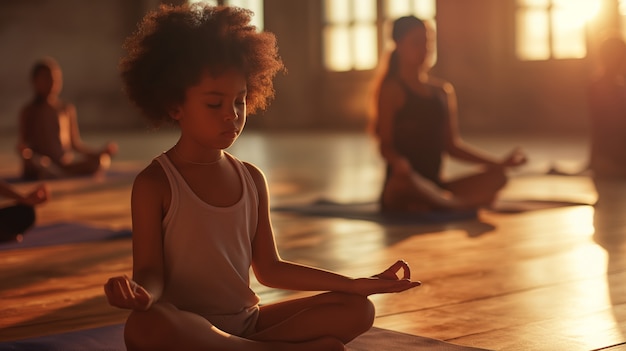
{"left": 0, "top": 222, "right": 131, "bottom": 251}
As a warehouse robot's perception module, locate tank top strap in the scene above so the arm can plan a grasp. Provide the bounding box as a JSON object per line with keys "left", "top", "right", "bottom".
{"left": 155, "top": 153, "right": 181, "bottom": 212}
{"left": 223, "top": 152, "right": 259, "bottom": 208}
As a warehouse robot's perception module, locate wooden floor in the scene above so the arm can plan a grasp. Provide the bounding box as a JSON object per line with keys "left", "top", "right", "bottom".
{"left": 1, "top": 129, "right": 625, "bottom": 351}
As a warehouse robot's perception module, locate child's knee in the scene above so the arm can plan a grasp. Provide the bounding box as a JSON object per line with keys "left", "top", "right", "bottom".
{"left": 336, "top": 293, "right": 375, "bottom": 332}
{"left": 124, "top": 305, "right": 176, "bottom": 351}
{"left": 353, "top": 295, "right": 375, "bottom": 330}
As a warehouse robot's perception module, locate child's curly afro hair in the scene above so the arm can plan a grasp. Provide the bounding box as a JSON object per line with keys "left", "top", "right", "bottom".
{"left": 120, "top": 3, "right": 285, "bottom": 126}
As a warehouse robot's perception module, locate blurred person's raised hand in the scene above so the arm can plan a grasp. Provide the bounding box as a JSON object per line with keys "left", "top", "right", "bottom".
{"left": 501, "top": 147, "right": 527, "bottom": 168}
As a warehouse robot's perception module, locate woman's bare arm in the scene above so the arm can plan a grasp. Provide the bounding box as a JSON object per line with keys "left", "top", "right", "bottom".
{"left": 440, "top": 82, "right": 526, "bottom": 167}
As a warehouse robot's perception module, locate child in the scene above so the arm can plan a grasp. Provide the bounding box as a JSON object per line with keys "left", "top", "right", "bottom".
{"left": 0, "top": 178, "right": 48, "bottom": 242}
{"left": 104, "top": 4, "right": 421, "bottom": 351}
{"left": 372, "top": 16, "right": 527, "bottom": 213}
{"left": 17, "top": 57, "right": 118, "bottom": 180}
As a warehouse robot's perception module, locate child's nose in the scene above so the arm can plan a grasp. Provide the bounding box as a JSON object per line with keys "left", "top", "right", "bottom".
{"left": 224, "top": 105, "right": 239, "bottom": 120}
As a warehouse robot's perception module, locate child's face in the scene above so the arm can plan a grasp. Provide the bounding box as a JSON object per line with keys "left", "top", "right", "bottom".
{"left": 33, "top": 66, "right": 63, "bottom": 98}
{"left": 173, "top": 68, "right": 247, "bottom": 150}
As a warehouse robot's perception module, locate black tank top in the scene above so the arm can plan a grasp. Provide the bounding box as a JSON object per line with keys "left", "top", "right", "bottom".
{"left": 391, "top": 81, "right": 447, "bottom": 185}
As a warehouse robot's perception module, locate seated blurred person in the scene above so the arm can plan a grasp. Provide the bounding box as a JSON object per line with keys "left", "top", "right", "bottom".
{"left": 17, "top": 57, "right": 118, "bottom": 180}
{"left": 0, "top": 178, "right": 48, "bottom": 242}
{"left": 371, "top": 16, "right": 526, "bottom": 213}
{"left": 587, "top": 33, "right": 626, "bottom": 179}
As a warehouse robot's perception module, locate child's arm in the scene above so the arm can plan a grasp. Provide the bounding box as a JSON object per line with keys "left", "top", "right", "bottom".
{"left": 66, "top": 104, "right": 102, "bottom": 155}
{"left": 66, "top": 103, "right": 118, "bottom": 156}
{"left": 16, "top": 107, "right": 31, "bottom": 156}
{"left": 104, "top": 162, "right": 166, "bottom": 310}
{"left": 247, "top": 163, "right": 421, "bottom": 296}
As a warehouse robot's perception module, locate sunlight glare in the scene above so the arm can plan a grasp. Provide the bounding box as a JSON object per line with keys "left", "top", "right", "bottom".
{"left": 385, "top": 0, "right": 436, "bottom": 20}
{"left": 554, "top": 0, "right": 601, "bottom": 23}
{"left": 517, "top": 0, "right": 601, "bottom": 60}
{"left": 561, "top": 206, "right": 596, "bottom": 238}
{"left": 517, "top": 9, "right": 550, "bottom": 60}
{"left": 353, "top": 24, "right": 378, "bottom": 70}
{"left": 324, "top": 26, "right": 352, "bottom": 71}
{"left": 325, "top": 0, "right": 350, "bottom": 23}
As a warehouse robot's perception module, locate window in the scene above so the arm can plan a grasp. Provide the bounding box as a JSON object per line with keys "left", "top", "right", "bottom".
{"left": 384, "top": 0, "right": 436, "bottom": 23}
{"left": 323, "top": 0, "right": 436, "bottom": 72}
{"left": 323, "top": 0, "right": 378, "bottom": 72}
{"left": 188, "top": 0, "right": 264, "bottom": 30}
{"left": 516, "top": 0, "right": 601, "bottom": 60}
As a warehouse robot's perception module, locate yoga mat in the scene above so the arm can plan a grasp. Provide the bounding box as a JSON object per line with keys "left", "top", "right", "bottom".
{"left": 2, "top": 168, "right": 139, "bottom": 185}
{"left": 272, "top": 197, "right": 593, "bottom": 223}
{"left": 0, "top": 222, "right": 131, "bottom": 251}
{"left": 348, "top": 327, "right": 492, "bottom": 351}
{"left": 273, "top": 199, "right": 478, "bottom": 224}
{"left": 0, "top": 324, "right": 125, "bottom": 351}
{"left": 0, "top": 325, "right": 491, "bottom": 351}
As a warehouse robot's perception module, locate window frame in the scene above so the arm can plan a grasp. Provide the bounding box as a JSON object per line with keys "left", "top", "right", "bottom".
{"left": 515, "top": 0, "right": 597, "bottom": 61}
{"left": 322, "top": 0, "right": 437, "bottom": 72}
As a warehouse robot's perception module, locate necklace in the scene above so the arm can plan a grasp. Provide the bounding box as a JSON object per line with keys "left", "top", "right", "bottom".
{"left": 173, "top": 146, "right": 224, "bottom": 166}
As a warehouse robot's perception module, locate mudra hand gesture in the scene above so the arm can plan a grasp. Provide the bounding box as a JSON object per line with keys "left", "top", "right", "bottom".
{"left": 352, "top": 260, "right": 421, "bottom": 296}
{"left": 373, "top": 259, "right": 413, "bottom": 280}
{"left": 104, "top": 275, "right": 153, "bottom": 311}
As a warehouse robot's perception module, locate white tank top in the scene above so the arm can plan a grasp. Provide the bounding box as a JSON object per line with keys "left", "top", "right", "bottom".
{"left": 156, "top": 152, "right": 260, "bottom": 337}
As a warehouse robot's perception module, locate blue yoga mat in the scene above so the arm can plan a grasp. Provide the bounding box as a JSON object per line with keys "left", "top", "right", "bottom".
{"left": 0, "top": 324, "right": 491, "bottom": 351}
{"left": 0, "top": 222, "right": 131, "bottom": 251}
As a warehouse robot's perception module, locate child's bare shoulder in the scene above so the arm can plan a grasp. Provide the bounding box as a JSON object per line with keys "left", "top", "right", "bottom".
{"left": 133, "top": 159, "right": 169, "bottom": 192}
{"left": 243, "top": 161, "right": 269, "bottom": 188}
{"left": 243, "top": 161, "right": 264, "bottom": 180}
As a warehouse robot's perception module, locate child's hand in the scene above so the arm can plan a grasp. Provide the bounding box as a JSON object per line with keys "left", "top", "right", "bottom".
{"left": 19, "top": 184, "right": 49, "bottom": 206}
{"left": 104, "top": 275, "right": 153, "bottom": 311}
{"left": 352, "top": 260, "right": 421, "bottom": 296}
{"left": 373, "top": 259, "right": 412, "bottom": 280}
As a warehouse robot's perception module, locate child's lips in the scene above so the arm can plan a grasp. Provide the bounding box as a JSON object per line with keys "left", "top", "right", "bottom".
{"left": 222, "top": 129, "right": 239, "bottom": 137}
